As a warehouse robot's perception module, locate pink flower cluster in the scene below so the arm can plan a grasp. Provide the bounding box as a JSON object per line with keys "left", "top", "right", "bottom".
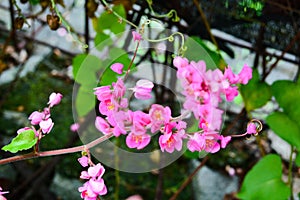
{"left": 94, "top": 56, "right": 253, "bottom": 154}
{"left": 78, "top": 156, "right": 107, "bottom": 200}
{"left": 26, "top": 92, "right": 62, "bottom": 136}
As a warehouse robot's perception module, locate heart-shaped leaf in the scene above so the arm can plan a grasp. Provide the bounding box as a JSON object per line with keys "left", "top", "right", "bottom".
{"left": 266, "top": 111, "right": 300, "bottom": 150}
{"left": 271, "top": 80, "right": 300, "bottom": 123}
{"left": 240, "top": 69, "right": 272, "bottom": 111}
{"left": 237, "top": 154, "right": 290, "bottom": 200}
{"left": 2, "top": 130, "right": 38, "bottom": 153}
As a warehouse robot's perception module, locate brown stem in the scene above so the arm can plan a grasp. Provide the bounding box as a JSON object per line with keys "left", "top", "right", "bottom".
{"left": 169, "top": 156, "right": 209, "bottom": 200}
{"left": 124, "top": 41, "right": 140, "bottom": 81}
{"left": 0, "top": 133, "right": 113, "bottom": 165}
{"left": 262, "top": 31, "right": 300, "bottom": 81}
{"left": 192, "top": 0, "right": 219, "bottom": 50}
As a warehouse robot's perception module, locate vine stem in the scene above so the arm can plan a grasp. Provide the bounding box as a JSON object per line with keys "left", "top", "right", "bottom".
{"left": 169, "top": 156, "right": 209, "bottom": 200}
{"left": 0, "top": 133, "right": 113, "bottom": 165}
{"left": 124, "top": 40, "right": 140, "bottom": 81}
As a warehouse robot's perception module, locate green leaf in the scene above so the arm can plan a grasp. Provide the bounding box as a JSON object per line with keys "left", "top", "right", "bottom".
{"left": 2, "top": 130, "right": 38, "bottom": 153}
{"left": 237, "top": 154, "right": 290, "bottom": 200}
{"left": 94, "top": 32, "right": 112, "bottom": 51}
{"left": 240, "top": 69, "right": 272, "bottom": 111}
{"left": 75, "top": 86, "right": 96, "bottom": 117}
{"left": 185, "top": 36, "right": 226, "bottom": 70}
{"left": 271, "top": 80, "right": 300, "bottom": 123}
{"left": 96, "top": 5, "right": 126, "bottom": 34}
{"left": 73, "top": 54, "right": 101, "bottom": 85}
{"left": 266, "top": 111, "right": 300, "bottom": 150}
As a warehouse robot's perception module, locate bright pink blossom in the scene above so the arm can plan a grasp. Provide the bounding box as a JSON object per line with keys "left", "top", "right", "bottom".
{"left": 219, "top": 135, "right": 231, "bottom": 148}
{"left": 78, "top": 156, "right": 89, "bottom": 167}
{"left": 126, "top": 132, "right": 151, "bottom": 149}
{"left": 40, "top": 118, "right": 54, "bottom": 134}
{"left": 133, "top": 79, "right": 154, "bottom": 100}
{"left": 95, "top": 117, "right": 111, "bottom": 134}
{"left": 93, "top": 86, "right": 111, "bottom": 101}
{"left": 132, "top": 31, "right": 142, "bottom": 41}
{"left": 48, "top": 92, "right": 63, "bottom": 107}
{"left": 78, "top": 179, "right": 107, "bottom": 199}
{"left": 110, "top": 63, "right": 124, "bottom": 74}
{"left": 131, "top": 111, "right": 151, "bottom": 135}
{"left": 238, "top": 64, "right": 252, "bottom": 84}
{"left": 247, "top": 122, "right": 257, "bottom": 134}
{"left": 187, "top": 132, "right": 221, "bottom": 153}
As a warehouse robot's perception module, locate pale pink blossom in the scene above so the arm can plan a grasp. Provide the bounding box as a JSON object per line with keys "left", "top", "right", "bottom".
{"left": 78, "top": 156, "right": 89, "bottom": 167}
{"left": 133, "top": 79, "right": 154, "bottom": 100}
{"left": 70, "top": 123, "right": 80, "bottom": 132}
{"left": 110, "top": 63, "right": 124, "bottom": 74}
{"left": 126, "top": 194, "right": 143, "bottom": 200}
{"left": 17, "top": 127, "right": 31, "bottom": 134}
{"left": 28, "top": 111, "right": 44, "bottom": 125}
{"left": 48, "top": 92, "right": 63, "bottom": 107}
{"left": 0, "top": 187, "right": 8, "bottom": 200}
{"left": 132, "top": 31, "right": 142, "bottom": 41}
{"left": 149, "top": 104, "right": 171, "bottom": 133}
{"left": 131, "top": 111, "right": 151, "bottom": 135}
{"left": 126, "top": 132, "right": 151, "bottom": 149}
{"left": 39, "top": 118, "right": 54, "bottom": 134}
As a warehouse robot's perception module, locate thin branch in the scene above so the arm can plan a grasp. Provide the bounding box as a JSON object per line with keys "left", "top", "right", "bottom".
{"left": 192, "top": 0, "right": 219, "bottom": 50}
{"left": 169, "top": 156, "right": 209, "bottom": 200}
{"left": 262, "top": 31, "right": 300, "bottom": 81}
{"left": 0, "top": 133, "right": 113, "bottom": 165}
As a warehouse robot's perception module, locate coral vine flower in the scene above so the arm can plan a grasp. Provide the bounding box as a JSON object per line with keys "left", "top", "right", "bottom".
{"left": 247, "top": 122, "right": 257, "bottom": 134}
{"left": 110, "top": 63, "right": 124, "bottom": 74}
{"left": 48, "top": 92, "right": 63, "bottom": 107}
{"left": 78, "top": 156, "right": 89, "bottom": 167}
{"left": 28, "top": 111, "right": 45, "bottom": 125}
{"left": 70, "top": 123, "right": 80, "bottom": 132}
{"left": 132, "top": 31, "right": 142, "bottom": 41}
{"left": 149, "top": 104, "right": 171, "bottom": 133}
{"left": 133, "top": 79, "right": 154, "bottom": 100}
{"left": 187, "top": 132, "right": 223, "bottom": 153}
{"left": 126, "top": 132, "right": 151, "bottom": 149}
{"left": 79, "top": 163, "right": 107, "bottom": 199}
{"left": 95, "top": 117, "right": 111, "bottom": 134}
{"left": 159, "top": 122, "right": 186, "bottom": 153}
{"left": 39, "top": 118, "right": 54, "bottom": 134}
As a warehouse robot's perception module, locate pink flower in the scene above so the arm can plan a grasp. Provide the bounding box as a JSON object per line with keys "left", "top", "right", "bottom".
{"left": 133, "top": 79, "right": 154, "bottom": 100}
{"left": 126, "top": 132, "right": 151, "bottom": 149}
{"left": 78, "top": 179, "right": 107, "bottom": 199}
{"left": 39, "top": 118, "right": 54, "bottom": 134}
{"left": 70, "top": 123, "right": 80, "bottom": 132}
{"left": 132, "top": 31, "right": 142, "bottom": 41}
{"left": 0, "top": 187, "right": 8, "bottom": 200}
{"left": 159, "top": 132, "right": 183, "bottom": 153}
{"left": 94, "top": 86, "right": 111, "bottom": 101}
{"left": 238, "top": 64, "right": 252, "bottom": 84}
{"left": 187, "top": 133, "right": 205, "bottom": 152}
{"left": 80, "top": 163, "right": 105, "bottom": 179}
{"left": 224, "top": 86, "right": 238, "bottom": 101}
{"left": 247, "top": 122, "right": 257, "bottom": 134}
{"left": 110, "top": 63, "right": 124, "bottom": 74}
{"left": 112, "top": 78, "right": 126, "bottom": 99}
{"left": 173, "top": 56, "right": 189, "bottom": 69}
{"left": 219, "top": 135, "right": 231, "bottom": 148}
{"left": 224, "top": 66, "right": 239, "bottom": 84}
{"left": 78, "top": 156, "right": 89, "bottom": 167}
{"left": 48, "top": 92, "right": 63, "bottom": 107}
{"left": 99, "top": 99, "right": 116, "bottom": 116}
{"left": 28, "top": 111, "right": 44, "bottom": 125}
{"left": 95, "top": 117, "right": 111, "bottom": 134}
{"left": 131, "top": 111, "right": 151, "bottom": 135}
{"left": 187, "top": 132, "right": 221, "bottom": 153}
{"left": 149, "top": 104, "right": 171, "bottom": 133}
